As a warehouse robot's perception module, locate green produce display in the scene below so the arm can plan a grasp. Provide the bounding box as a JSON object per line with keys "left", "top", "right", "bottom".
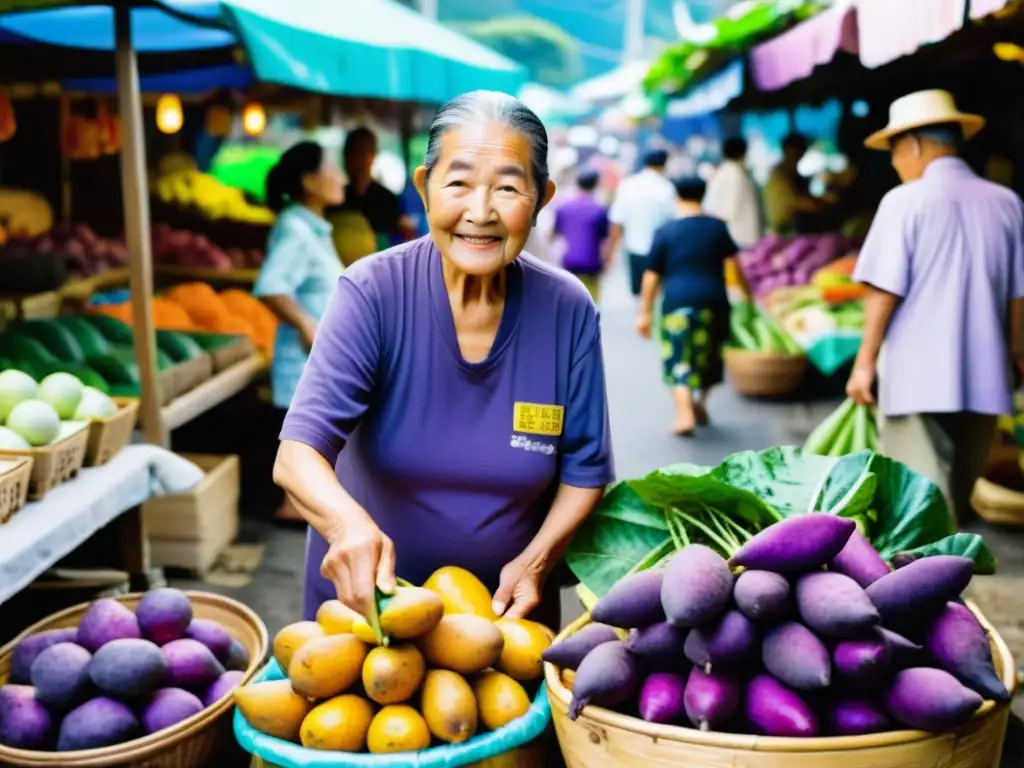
{"left": 804, "top": 399, "right": 878, "bottom": 456}
{"left": 553, "top": 515, "right": 1007, "bottom": 738}
{"left": 0, "top": 588, "right": 250, "bottom": 752}
{"left": 16, "top": 321, "right": 85, "bottom": 365}
{"left": 0, "top": 368, "right": 118, "bottom": 448}
{"left": 729, "top": 301, "right": 802, "bottom": 355}
{"left": 52, "top": 316, "right": 113, "bottom": 358}
{"left": 156, "top": 331, "right": 205, "bottom": 363}
{"left": 82, "top": 315, "right": 134, "bottom": 346}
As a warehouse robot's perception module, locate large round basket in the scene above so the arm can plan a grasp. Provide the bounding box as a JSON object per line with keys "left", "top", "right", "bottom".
{"left": 545, "top": 607, "right": 1017, "bottom": 768}
{"left": 0, "top": 591, "right": 270, "bottom": 767}
{"left": 724, "top": 348, "right": 808, "bottom": 397}
{"left": 972, "top": 453, "right": 1024, "bottom": 526}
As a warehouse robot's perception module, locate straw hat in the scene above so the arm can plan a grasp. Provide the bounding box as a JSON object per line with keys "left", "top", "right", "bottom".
{"left": 864, "top": 89, "right": 984, "bottom": 150}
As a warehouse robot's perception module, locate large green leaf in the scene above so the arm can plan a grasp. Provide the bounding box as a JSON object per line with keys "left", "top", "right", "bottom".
{"left": 564, "top": 483, "right": 670, "bottom": 598}
{"left": 898, "top": 533, "right": 997, "bottom": 575}
{"left": 707, "top": 446, "right": 837, "bottom": 518}
{"left": 815, "top": 449, "right": 877, "bottom": 519}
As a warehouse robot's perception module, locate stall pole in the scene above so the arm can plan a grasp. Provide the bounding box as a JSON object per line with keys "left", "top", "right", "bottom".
{"left": 114, "top": 4, "right": 166, "bottom": 447}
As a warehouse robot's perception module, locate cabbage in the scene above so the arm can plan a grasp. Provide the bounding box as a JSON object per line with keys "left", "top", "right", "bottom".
{"left": 73, "top": 387, "right": 117, "bottom": 420}
{"left": 6, "top": 399, "right": 60, "bottom": 446}
{"left": 37, "top": 372, "right": 84, "bottom": 419}
{"left": 0, "top": 425, "right": 31, "bottom": 450}
{"left": 0, "top": 370, "right": 37, "bottom": 422}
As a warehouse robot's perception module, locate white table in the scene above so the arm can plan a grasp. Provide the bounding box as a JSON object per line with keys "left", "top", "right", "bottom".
{"left": 0, "top": 445, "right": 203, "bottom": 605}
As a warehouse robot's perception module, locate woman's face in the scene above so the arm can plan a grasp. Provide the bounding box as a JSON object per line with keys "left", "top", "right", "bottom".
{"left": 304, "top": 159, "right": 345, "bottom": 207}
{"left": 414, "top": 122, "right": 556, "bottom": 276}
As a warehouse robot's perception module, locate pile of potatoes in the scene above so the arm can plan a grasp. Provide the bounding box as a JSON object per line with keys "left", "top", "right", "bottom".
{"left": 234, "top": 567, "right": 554, "bottom": 754}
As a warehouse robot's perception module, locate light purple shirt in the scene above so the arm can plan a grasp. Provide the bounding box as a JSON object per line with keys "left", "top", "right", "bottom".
{"left": 280, "top": 237, "right": 614, "bottom": 615}
{"left": 855, "top": 157, "right": 1024, "bottom": 417}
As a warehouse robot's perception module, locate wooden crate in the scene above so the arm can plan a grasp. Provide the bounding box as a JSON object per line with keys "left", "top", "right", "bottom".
{"left": 0, "top": 457, "right": 33, "bottom": 524}
{"left": 0, "top": 424, "right": 89, "bottom": 500}
{"left": 142, "top": 454, "right": 240, "bottom": 573}
{"left": 84, "top": 397, "right": 139, "bottom": 467}
{"left": 169, "top": 353, "right": 215, "bottom": 399}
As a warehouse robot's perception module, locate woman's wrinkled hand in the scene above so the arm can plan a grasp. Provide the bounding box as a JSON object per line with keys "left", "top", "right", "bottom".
{"left": 635, "top": 311, "right": 653, "bottom": 339}
{"left": 320, "top": 517, "right": 397, "bottom": 621}
{"left": 491, "top": 551, "right": 548, "bottom": 620}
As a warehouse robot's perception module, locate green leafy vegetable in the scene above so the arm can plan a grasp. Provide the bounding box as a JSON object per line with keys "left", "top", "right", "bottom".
{"left": 898, "top": 533, "right": 997, "bottom": 574}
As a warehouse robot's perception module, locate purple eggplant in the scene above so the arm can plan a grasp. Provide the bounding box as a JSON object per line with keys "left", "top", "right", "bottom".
{"left": 733, "top": 570, "right": 790, "bottom": 623}
{"left": 745, "top": 674, "right": 819, "bottom": 736}
{"left": 885, "top": 667, "right": 983, "bottom": 732}
{"left": 829, "top": 529, "right": 891, "bottom": 587}
{"left": 683, "top": 666, "right": 741, "bottom": 731}
{"left": 661, "top": 545, "right": 733, "bottom": 628}
{"left": 568, "top": 641, "right": 642, "bottom": 720}
{"left": 625, "top": 622, "right": 688, "bottom": 671}
{"left": 865, "top": 556, "right": 973, "bottom": 628}
{"left": 827, "top": 697, "right": 891, "bottom": 735}
{"left": 796, "top": 571, "right": 879, "bottom": 639}
{"left": 591, "top": 570, "right": 666, "bottom": 629}
{"left": 833, "top": 630, "right": 891, "bottom": 688}
{"left": 542, "top": 623, "right": 619, "bottom": 670}
{"left": 729, "top": 515, "right": 855, "bottom": 572}
{"left": 762, "top": 622, "right": 831, "bottom": 690}
{"left": 638, "top": 671, "right": 687, "bottom": 724}
{"left": 684, "top": 610, "right": 757, "bottom": 669}
{"left": 923, "top": 602, "right": 1009, "bottom": 703}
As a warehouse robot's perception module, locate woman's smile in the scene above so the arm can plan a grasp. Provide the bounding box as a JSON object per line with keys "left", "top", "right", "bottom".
{"left": 454, "top": 233, "right": 504, "bottom": 250}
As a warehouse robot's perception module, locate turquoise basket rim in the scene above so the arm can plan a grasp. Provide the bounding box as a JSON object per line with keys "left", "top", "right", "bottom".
{"left": 233, "top": 659, "right": 551, "bottom": 767}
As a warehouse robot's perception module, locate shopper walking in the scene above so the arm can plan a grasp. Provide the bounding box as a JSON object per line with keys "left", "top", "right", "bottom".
{"left": 703, "top": 136, "right": 763, "bottom": 249}
{"left": 636, "top": 177, "right": 739, "bottom": 435}
{"left": 847, "top": 89, "right": 1024, "bottom": 525}
{"left": 254, "top": 141, "right": 345, "bottom": 524}
{"left": 607, "top": 149, "right": 676, "bottom": 296}
{"left": 552, "top": 169, "right": 610, "bottom": 301}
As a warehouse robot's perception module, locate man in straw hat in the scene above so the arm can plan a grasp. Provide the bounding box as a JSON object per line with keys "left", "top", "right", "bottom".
{"left": 846, "top": 89, "right": 1024, "bottom": 524}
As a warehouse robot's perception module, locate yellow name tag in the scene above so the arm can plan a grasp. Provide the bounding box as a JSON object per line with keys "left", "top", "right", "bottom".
{"left": 513, "top": 402, "right": 564, "bottom": 437}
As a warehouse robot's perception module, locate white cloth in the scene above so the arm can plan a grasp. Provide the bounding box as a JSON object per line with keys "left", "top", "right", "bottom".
{"left": 0, "top": 445, "right": 204, "bottom": 605}
{"left": 608, "top": 169, "right": 676, "bottom": 255}
{"left": 703, "top": 160, "right": 764, "bottom": 248}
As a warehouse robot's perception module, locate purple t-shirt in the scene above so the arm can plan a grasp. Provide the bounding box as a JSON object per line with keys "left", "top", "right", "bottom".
{"left": 280, "top": 236, "right": 614, "bottom": 610}
{"left": 555, "top": 193, "right": 609, "bottom": 275}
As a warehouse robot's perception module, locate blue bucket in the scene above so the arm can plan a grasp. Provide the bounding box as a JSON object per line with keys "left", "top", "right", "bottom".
{"left": 234, "top": 660, "right": 551, "bottom": 768}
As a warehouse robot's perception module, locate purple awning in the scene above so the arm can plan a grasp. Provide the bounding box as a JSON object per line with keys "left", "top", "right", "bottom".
{"left": 856, "top": 0, "right": 966, "bottom": 68}
{"left": 750, "top": 0, "right": 858, "bottom": 92}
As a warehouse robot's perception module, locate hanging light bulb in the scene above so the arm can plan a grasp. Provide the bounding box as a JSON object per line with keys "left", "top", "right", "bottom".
{"left": 155, "top": 93, "right": 183, "bottom": 134}
{"left": 242, "top": 101, "right": 266, "bottom": 136}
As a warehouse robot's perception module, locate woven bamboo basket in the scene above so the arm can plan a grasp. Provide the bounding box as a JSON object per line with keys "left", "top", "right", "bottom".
{"left": 0, "top": 456, "right": 33, "bottom": 523}
{"left": 247, "top": 742, "right": 545, "bottom": 768}
{"left": 724, "top": 348, "right": 808, "bottom": 397}
{"left": 84, "top": 398, "right": 139, "bottom": 467}
{"left": 0, "top": 591, "right": 270, "bottom": 768}
{"left": 545, "top": 605, "right": 1017, "bottom": 768}
{"left": 0, "top": 423, "right": 89, "bottom": 500}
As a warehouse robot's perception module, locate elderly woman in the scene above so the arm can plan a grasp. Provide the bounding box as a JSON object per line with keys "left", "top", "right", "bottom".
{"left": 274, "top": 91, "right": 614, "bottom": 628}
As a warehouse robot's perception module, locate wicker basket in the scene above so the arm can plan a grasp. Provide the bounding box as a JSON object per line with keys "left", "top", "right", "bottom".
{"left": 0, "top": 423, "right": 90, "bottom": 500}
{"left": 724, "top": 348, "right": 808, "bottom": 397}
{"left": 0, "top": 456, "right": 33, "bottom": 523}
{"left": 248, "top": 742, "right": 545, "bottom": 768}
{"left": 972, "top": 474, "right": 1024, "bottom": 527}
{"left": 84, "top": 398, "right": 140, "bottom": 467}
{"left": 545, "top": 606, "right": 1017, "bottom": 768}
{"left": 0, "top": 590, "right": 269, "bottom": 768}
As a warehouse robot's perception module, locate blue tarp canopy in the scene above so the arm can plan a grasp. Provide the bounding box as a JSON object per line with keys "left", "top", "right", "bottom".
{"left": 0, "top": 0, "right": 528, "bottom": 103}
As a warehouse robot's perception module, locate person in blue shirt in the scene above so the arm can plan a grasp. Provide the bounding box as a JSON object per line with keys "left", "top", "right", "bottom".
{"left": 253, "top": 141, "right": 344, "bottom": 523}
{"left": 635, "top": 176, "right": 739, "bottom": 436}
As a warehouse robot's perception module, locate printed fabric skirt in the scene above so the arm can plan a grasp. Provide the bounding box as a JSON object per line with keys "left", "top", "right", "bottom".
{"left": 660, "top": 306, "right": 727, "bottom": 390}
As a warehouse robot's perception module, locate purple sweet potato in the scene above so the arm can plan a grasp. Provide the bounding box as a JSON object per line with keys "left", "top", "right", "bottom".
{"left": 184, "top": 619, "right": 233, "bottom": 662}
{"left": 865, "top": 556, "right": 973, "bottom": 628}
{"left": 729, "top": 514, "right": 855, "bottom": 572}
{"left": 833, "top": 630, "right": 892, "bottom": 688}
{"left": 829, "top": 529, "right": 891, "bottom": 587}
{"left": 638, "top": 672, "right": 687, "bottom": 724}
{"left": 661, "top": 545, "right": 733, "bottom": 628}
{"left": 877, "top": 628, "right": 923, "bottom": 669}
{"left": 827, "top": 697, "right": 891, "bottom": 735}
{"left": 0, "top": 685, "right": 55, "bottom": 750}
{"left": 31, "top": 642, "right": 92, "bottom": 710}
{"left": 796, "top": 571, "right": 879, "bottom": 639}
{"left": 223, "top": 639, "right": 251, "bottom": 672}
{"left": 745, "top": 674, "right": 819, "bottom": 736}
{"left": 683, "top": 666, "right": 741, "bottom": 731}
{"left": 76, "top": 599, "right": 141, "bottom": 653}
{"left": 685, "top": 610, "right": 757, "bottom": 669}
{"left": 10, "top": 628, "right": 78, "bottom": 684}
{"left": 733, "top": 570, "right": 790, "bottom": 623}
{"left": 162, "top": 639, "right": 225, "bottom": 690}
{"left": 762, "top": 622, "right": 831, "bottom": 690}
{"left": 890, "top": 553, "right": 922, "bottom": 570}
{"left": 568, "top": 641, "right": 642, "bottom": 720}
{"left": 885, "top": 667, "right": 983, "bottom": 732}
{"left": 625, "top": 622, "right": 689, "bottom": 670}
{"left": 543, "top": 623, "right": 620, "bottom": 670}
{"left": 89, "top": 638, "right": 168, "bottom": 700}
{"left": 202, "top": 670, "right": 245, "bottom": 708}
{"left": 136, "top": 588, "right": 193, "bottom": 646}
{"left": 590, "top": 570, "right": 666, "bottom": 629}
{"left": 924, "top": 602, "right": 1009, "bottom": 702}
{"left": 57, "top": 697, "right": 140, "bottom": 751}
{"left": 141, "top": 688, "right": 204, "bottom": 734}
